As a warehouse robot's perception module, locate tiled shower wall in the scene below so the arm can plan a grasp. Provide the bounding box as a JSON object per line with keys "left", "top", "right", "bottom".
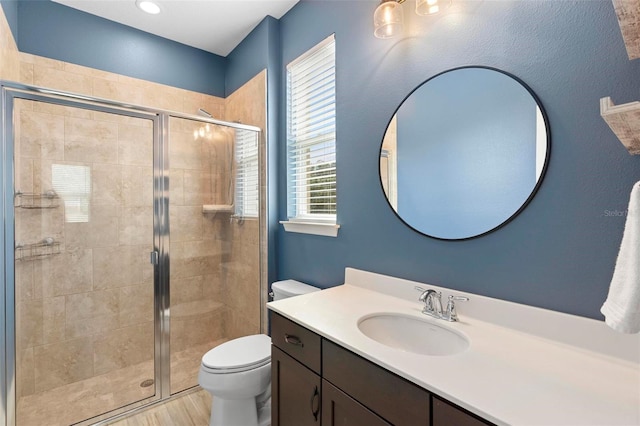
{"left": 2, "top": 4, "right": 267, "bottom": 413}
{"left": 223, "top": 71, "right": 267, "bottom": 340}
{"left": 14, "top": 99, "right": 157, "bottom": 398}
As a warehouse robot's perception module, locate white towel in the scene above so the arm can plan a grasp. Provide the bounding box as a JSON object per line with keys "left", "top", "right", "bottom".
{"left": 601, "top": 181, "right": 640, "bottom": 334}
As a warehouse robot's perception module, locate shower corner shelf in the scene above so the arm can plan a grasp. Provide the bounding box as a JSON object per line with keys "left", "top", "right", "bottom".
{"left": 600, "top": 97, "right": 640, "bottom": 155}
{"left": 612, "top": 0, "right": 640, "bottom": 61}
{"left": 16, "top": 238, "right": 61, "bottom": 262}
{"left": 15, "top": 190, "right": 60, "bottom": 209}
{"left": 202, "top": 204, "right": 235, "bottom": 214}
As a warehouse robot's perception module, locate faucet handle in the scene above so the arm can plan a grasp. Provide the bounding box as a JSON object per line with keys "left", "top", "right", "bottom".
{"left": 445, "top": 295, "right": 469, "bottom": 322}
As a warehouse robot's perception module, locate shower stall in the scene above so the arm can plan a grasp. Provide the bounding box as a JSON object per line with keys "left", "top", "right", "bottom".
{"left": 0, "top": 82, "right": 266, "bottom": 426}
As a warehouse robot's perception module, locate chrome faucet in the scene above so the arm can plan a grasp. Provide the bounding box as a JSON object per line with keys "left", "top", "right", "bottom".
{"left": 415, "top": 286, "right": 468, "bottom": 322}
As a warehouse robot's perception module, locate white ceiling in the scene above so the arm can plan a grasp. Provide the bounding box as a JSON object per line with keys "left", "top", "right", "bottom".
{"left": 52, "top": 0, "right": 299, "bottom": 57}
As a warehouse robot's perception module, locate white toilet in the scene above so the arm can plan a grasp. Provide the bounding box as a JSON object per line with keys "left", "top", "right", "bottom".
{"left": 198, "top": 280, "right": 320, "bottom": 426}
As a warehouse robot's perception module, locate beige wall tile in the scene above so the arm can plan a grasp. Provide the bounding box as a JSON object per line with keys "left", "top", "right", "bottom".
{"left": 170, "top": 168, "right": 185, "bottom": 206}
{"left": 169, "top": 131, "right": 202, "bottom": 170}
{"left": 17, "top": 157, "right": 34, "bottom": 194}
{"left": 65, "top": 289, "right": 119, "bottom": 323}
{"left": 93, "top": 78, "right": 145, "bottom": 105}
{"left": 32, "top": 101, "right": 93, "bottom": 119}
{"left": 66, "top": 314, "right": 119, "bottom": 339}
{"left": 118, "top": 282, "right": 154, "bottom": 327}
{"left": 170, "top": 205, "right": 203, "bottom": 242}
{"left": 64, "top": 117, "right": 118, "bottom": 163}
{"left": 15, "top": 203, "right": 64, "bottom": 246}
{"left": 0, "top": 7, "right": 19, "bottom": 81}
{"left": 170, "top": 240, "right": 222, "bottom": 280}
{"left": 182, "top": 92, "right": 224, "bottom": 118}
{"left": 19, "top": 110, "right": 65, "bottom": 160}
{"left": 183, "top": 170, "right": 206, "bottom": 206}
{"left": 33, "top": 66, "right": 93, "bottom": 95}
{"left": 119, "top": 206, "right": 153, "bottom": 245}
{"left": 92, "top": 163, "right": 123, "bottom": 206}
{"left": 93, "top": 322, "right": 154, "bottom": 375}
{"left": 171, "top": 306, "right": 224, "bottom": 353}
{"left": 43, "top": 296, "right": 66, "bottom": 344}
{"left": 142, "top": 82, "right": 184, "bottom": 112}
{"left": 15, "top": 261, "right": 35, "bottom": 302}
{"left": 64, "top": 61, "right": 119, "bottom": 82}
{"left": 93, "top": 245, "right": 144, "bottom": 290}
{"left": 65, "top": 204, "right": 120, "bottom": 250}
{"left": 17, "top": 348, "right": 35, "bottom": 397}
{"left": 118, "top": 123, "right": 153, "bottom": 166}
{"left": 119, "top": 165, "right": 153, "bottom": 208}
{"left": 171, "top": 275, "right": 205, "bottom": 306}
{"left": 34, "top": 337, "right": 94, "bottom": 392}
{"left": 34, "top": 249, "right": 93, "bottom": 297}
{"left": 225, "top": 70, "right": 266, "bottom": 129}
{"left": 17, "top": 299, "right": 43, "bottom": 351}
{"left": 19, "top": 62, "right": 33, "bottom": 84}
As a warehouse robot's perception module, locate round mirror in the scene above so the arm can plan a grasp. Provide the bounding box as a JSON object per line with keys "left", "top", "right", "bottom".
{"left": 379, "top": 66, "right": 550, "bottom": 240}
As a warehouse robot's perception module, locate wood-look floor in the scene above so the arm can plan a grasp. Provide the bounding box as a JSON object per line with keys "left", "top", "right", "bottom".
{"left": 108, "top": 389, "right": 211, "bottom": 426}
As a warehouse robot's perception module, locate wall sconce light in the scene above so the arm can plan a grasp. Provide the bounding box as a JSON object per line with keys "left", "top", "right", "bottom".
{"left": 415, "top": 0, "right": 451, "bottom": 16}
{"left": 374, "top": 0, "right": 452, "bottom": 38}
{"left": 374, "top": 0, "right": 405, "bottom": 39}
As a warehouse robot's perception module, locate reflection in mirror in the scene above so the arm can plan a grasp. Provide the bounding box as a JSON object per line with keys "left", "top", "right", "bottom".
{"left": 380, "top": 67, "right": 549, "bottom": 240}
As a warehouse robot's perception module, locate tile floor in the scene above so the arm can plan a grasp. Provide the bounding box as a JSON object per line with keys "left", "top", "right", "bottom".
{"left": 107, "top": 389, "right": 211, "bottom": 426}
{"left": 16, "top": 339, "right": 223, "bottom": 426}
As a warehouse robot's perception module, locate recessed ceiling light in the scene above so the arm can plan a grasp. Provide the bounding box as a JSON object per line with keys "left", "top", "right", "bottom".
{"left": 136, "top": 0, "right": 161, "bottom": 15}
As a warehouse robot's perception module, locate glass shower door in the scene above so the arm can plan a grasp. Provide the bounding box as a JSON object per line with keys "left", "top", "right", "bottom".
{"left": 168, "top": 116, "right": 262, "bottom": 394}
{"left": 12, "top": 96, "right": 159, "bottom": 426}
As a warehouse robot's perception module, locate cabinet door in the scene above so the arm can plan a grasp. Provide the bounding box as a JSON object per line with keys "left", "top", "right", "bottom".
{"left": 272, "top": 346, "right": 321, "bottom": 426}
{"left": 321, "top": 380, "right": 391, "bottom": 426}
{"left": 432, "top": 396, "right": 493, "bottom": 426}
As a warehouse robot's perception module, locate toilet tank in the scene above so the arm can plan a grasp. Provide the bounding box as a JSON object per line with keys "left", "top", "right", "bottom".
{"left": 271, "top": 279, "right": 320, "bottom": 301}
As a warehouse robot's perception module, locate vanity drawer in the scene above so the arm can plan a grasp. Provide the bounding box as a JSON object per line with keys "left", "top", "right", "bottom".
{"left": 323, "top": 340, "right": 430, "bottom": 426}
{"left": 432, "top": 396, "right": 494, "bottom": 426}
{"left": 271, "top": 312, "right": 322, "bottom": 374}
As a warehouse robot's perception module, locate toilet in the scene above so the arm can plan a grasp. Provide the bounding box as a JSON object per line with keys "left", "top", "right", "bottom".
{"left": 198, "top": 280, "right": 320, "bottom": 426}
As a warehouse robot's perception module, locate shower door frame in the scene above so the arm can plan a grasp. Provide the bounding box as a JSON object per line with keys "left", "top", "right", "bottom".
{"left": 0, "top": 81, "right": 264, "bottom": 426}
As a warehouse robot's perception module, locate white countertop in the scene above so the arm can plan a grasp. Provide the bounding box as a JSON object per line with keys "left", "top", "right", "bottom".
{"left": 267, "top": 268, "right": 640, "bottom": 426}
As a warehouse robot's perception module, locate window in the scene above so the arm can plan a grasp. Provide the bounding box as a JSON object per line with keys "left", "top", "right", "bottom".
{"left": 284, "top": 35, "right": 338, "bottom": 236}
{"left": 235, "top": 129, "right": 259, "bottom": 218}
{"left": 51, "top": 164, "right": 91, "bottom": 223}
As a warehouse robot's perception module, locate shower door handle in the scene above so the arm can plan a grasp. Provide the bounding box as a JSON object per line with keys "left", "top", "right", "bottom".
{"left": 149, "top": 251, "right": 159, "bottom": 265}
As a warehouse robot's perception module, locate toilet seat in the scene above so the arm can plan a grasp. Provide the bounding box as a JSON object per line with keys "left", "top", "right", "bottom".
{"left": 202, "top": 334, "right": 271, "bottom": 374}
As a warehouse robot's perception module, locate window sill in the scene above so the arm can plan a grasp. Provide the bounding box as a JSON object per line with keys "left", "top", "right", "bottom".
{"left": 280, "top": 220, "right": 340, "bottom": 237}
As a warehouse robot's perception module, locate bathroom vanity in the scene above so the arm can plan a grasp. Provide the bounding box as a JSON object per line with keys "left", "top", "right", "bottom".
{"left": 271, "top": 312, "right": 489, "bottom": 426}
{"left": 267, "top": 269, "right": 640, "bottom": 426}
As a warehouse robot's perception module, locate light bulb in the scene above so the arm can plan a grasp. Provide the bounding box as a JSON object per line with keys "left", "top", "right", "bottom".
{"left": 136, "top": 0, "right": 161, "bottom": 15}
{"left": 415, "top": 0, "right": 451, "bottom": 15}
{"left": 374, "top": 0, "right": 404, "bottom": 39}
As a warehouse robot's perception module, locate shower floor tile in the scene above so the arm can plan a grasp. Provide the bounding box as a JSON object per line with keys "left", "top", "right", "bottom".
{"left": 16, "top": 339, "right": 224, "bottom": 426}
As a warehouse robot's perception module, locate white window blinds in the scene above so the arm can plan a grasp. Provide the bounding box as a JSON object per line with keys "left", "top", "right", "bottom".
{"left": 51, "top": 164, "right": 91, "bottom": 223}
{"left": 235, "top": 129, "right": 259, "bottom": 218}
{"left": 286, "top": 35, "right": 336, "bottom": 222}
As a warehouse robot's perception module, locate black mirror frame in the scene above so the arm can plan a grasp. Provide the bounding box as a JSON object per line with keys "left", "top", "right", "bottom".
{"left": 378, "top": 65, "right": 552, "bottom": 241}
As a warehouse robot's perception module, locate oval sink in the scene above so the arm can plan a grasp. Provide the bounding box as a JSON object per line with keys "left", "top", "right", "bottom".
{"left": 357, "top": 313, "right": 469, "bottom": 356}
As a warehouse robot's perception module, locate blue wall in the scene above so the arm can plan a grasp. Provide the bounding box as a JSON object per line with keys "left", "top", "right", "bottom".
{"left": 276, "top": 0, "right": 640, "bottom": 320}
{"left": 16, "top": 1, "right": 226, "bottom": 97}
{"left": 396, "top": 68, "right": 537, "bottom": 239}
{"left": 0, "top": 0, "right": 17, "bottom": 42}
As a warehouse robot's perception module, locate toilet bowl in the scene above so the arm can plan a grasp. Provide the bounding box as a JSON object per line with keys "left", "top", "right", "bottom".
{"left": 198, "top": 280, "right": 320, "bottom": 426}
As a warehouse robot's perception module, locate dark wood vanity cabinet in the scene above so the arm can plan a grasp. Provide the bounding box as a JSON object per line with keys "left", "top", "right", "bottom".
{"left": 271, "top": 312, "right": 493, "bottom": 426}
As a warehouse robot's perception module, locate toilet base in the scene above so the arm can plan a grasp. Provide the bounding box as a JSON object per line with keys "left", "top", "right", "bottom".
{"left": 209, "top": 396, "right": 271, "bottom": 426}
